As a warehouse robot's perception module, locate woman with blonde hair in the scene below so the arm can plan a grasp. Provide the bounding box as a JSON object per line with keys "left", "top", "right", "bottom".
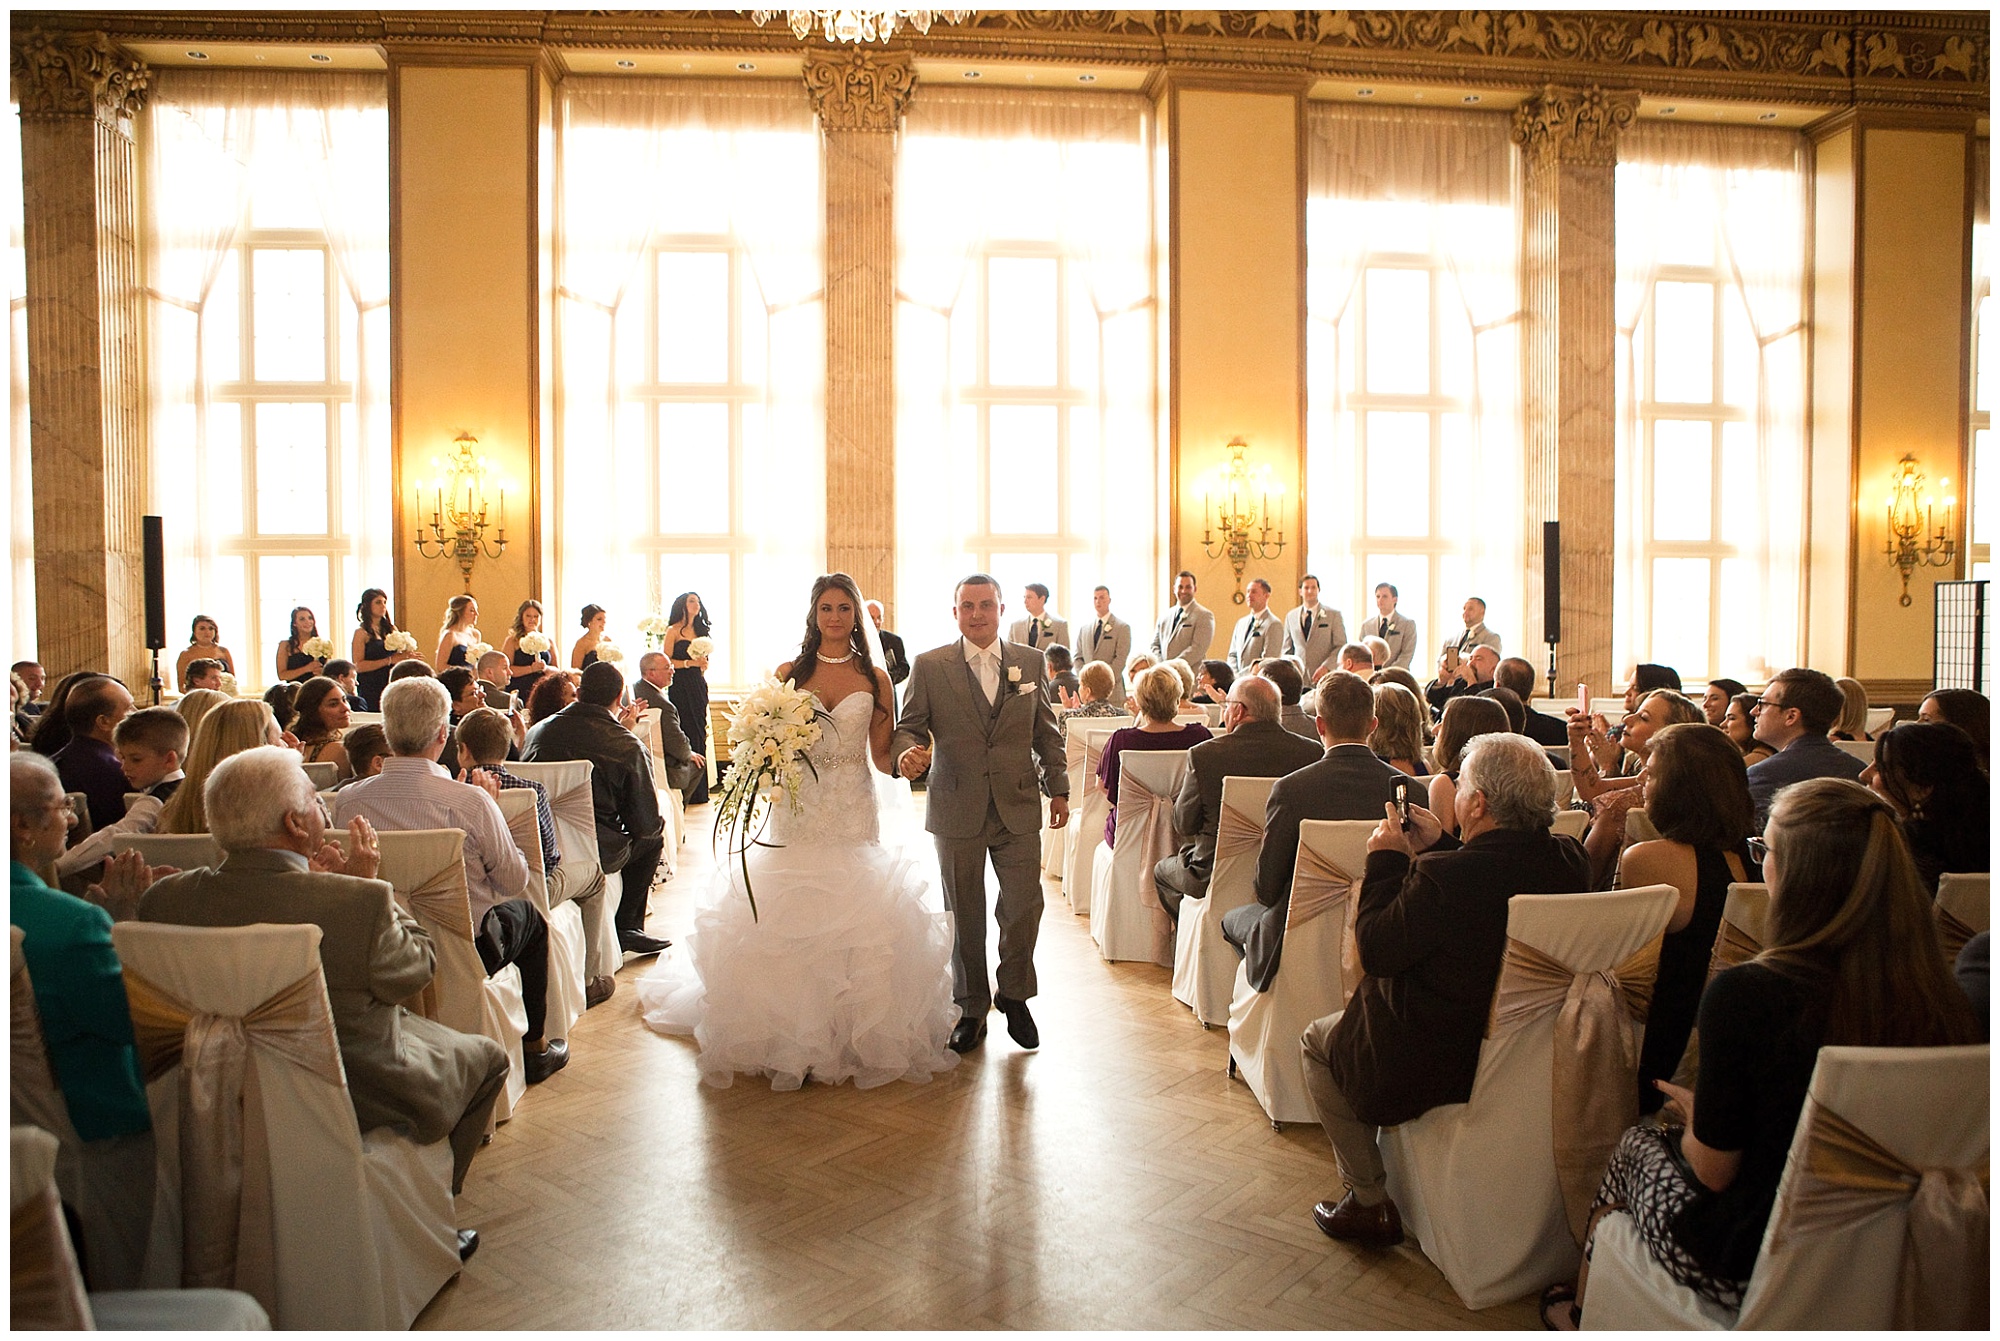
{"left": 1096, "top": 664, "right": 1211, "bottom": 846}
{"left": 1831, "top": 675, "right": 1872, "bottom": 742}
{"left": 1122, "top": 650, "right": 1157, "bottom": 701}
{"left": 433, "top": 594, "right": 480, "bottom": 672}
{"left": 173, "top": 687, "right": 229, "bottom": 738}
{"left": 1368, "top": 682, "right": 1430, "bottom": 777}
{"left": 157, "top": 699, "right": 287, "bottom": 834}
{"left": 1164, "top": 658, "right": 1200, "bottom": 712}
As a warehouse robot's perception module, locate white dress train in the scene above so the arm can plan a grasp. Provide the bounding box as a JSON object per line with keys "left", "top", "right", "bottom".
{"left": 636, "top": 691, "right": 961, "bottom": 1090}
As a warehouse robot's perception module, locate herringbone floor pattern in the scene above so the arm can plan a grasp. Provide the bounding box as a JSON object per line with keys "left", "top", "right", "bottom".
{"left": 415, "top": 802, "right": 1541, "bottom": 1330}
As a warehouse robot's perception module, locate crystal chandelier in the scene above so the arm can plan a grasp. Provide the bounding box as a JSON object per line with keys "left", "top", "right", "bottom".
{"left": 747, "top": 9, "right": 972, "bottom": 44}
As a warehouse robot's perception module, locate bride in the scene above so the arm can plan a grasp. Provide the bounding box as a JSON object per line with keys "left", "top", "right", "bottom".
{"left": 636, "top": 573, "right": 961, "bottom": 1090}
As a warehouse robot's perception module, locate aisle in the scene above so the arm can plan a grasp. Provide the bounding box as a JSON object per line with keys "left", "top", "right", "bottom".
{"left": 416, "top": 801, "right": 1536, "bottom": 1330}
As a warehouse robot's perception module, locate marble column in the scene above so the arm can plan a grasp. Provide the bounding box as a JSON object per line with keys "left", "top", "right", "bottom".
{"left": 807, "top": 49, "right": 911, "bottom": 620}
{"left": 11, "top": 30, "right": 151, "bottom": 690}
{"left": 1514, "top": 84, "right": 1638, "bottom": 697}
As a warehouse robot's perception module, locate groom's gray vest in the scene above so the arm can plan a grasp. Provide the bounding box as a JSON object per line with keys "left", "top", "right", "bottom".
{"left": 891, "top": 639, "right": 1069, "bottom": 840}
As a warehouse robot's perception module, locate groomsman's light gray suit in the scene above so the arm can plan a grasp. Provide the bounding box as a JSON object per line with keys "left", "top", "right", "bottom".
{"left": 1284, "top": 604, "right": 1347, "bottom": 680}
{"left": 1151, "top": 601, "right": 1216, "bottom": 664}
{"left": 1226, "top": 608, "right": 1286, "bottom": 674}
{"left": 1363, "top": 611, "right": 1419, "bottom": 671}
{"left": 1449, "top": 621, "right": 1504, "bottom": 657}
{"left": 893, "top": 637, "right": 1069, "bottom": 1014}
{"left": 1078, "top": 614, "right": 1132, "bottom": 675}
{"left": 1007, "top": 614, "right": 1070, "bottom": 653}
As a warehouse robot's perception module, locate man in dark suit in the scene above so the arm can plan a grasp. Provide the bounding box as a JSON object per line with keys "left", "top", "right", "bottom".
{"left": 1495, "top": 656, "right": 1569, "bottom": 746}
{"left": 53, "top": 675, "right": 135, "bottom": 837}
{"left": 1301, "top": 733, "right": 1588, "bottom": 1248}
{"left": 1220, "top": 671, "right": 1402, "bottom": 991}
{"left": 1154, "top": 675, "right": 1322, "bottom": 922}
{"left": 1424, "top": 643, "right": 1498, "bottom": 718}
{"left": 865, "top": 601, "right": 910, "bottom": 687}
{"left": 631, "top": 653, "right": 706, "bottom": 799}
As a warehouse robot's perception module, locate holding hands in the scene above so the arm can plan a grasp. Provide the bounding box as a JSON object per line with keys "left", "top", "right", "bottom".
{"left": 897, "top": 744, "right": 932, "bottom": 780}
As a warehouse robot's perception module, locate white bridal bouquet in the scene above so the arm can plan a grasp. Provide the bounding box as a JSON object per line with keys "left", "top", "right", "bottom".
{"left": 302, "top": 636, "right": 336, "bottom": 662}
{"left": 686, "top": 637, "right": 714, "bottom": 661}
{"left": 637, "top": 613, "right": 672, "bottom": 649}
{"left": 384, "top": 630, "right": 419, "bottom": 655}
{"left": 713, "top": 677, "right": 830, "bottom": 921}
{"left": 595, "top": 638, "right": 625, "bottom": 664}
{"left": 470, "top": 640, "right": 493, "bottom": 661}
{"left": 517, "top": 631, "right": 551, "bottom": 656}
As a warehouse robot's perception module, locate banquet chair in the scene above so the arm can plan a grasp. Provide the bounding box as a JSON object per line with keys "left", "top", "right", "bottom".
{"left": 636, "top": 708, "right": 686, "bottom": 856}
{"left": 1062, "top": 726, "right": 1126, "bottom": 917}
{"left": 1832, "top": 739, "right": 1875, "bottom": 764}
{"left": 112, "top": 921, "right": 460, "bottom": 1329}
{"left": 1863, "top": 705, "right": 1896, "bottom": 735}
{"left": 1088, "top": 747, "right": 1189, "bottom": 967}
{"left": 1379, "top": 884, "right": 1678, "bottom": 1310}
{"left": 494, "top": 788, "right": 583, "bottom": 1044}
{"left": 1550, "top": 770, "right": 1573, "bottom": 805}
{"left": 1173, "top": 775, "right": 1276, "bottom": 1027}
{"left": 1624, "top": 807, "right": 1662, "bottom": 843}
{"left": 1059, "top": 715, "right": 1132, "bottom": 900}
{"left": 12, "top": 1124, "right": 270, "bottom": 1331}
{"left": 1582, "top": 1043, "right": 1990, "bottom": 1330}
{"left": 301, "top": 761, "right": 340, "bottom": 792}
{"left": 343, "top": 712, "right": 383, "bottom": 730}
{"left": 1935, "top": 871, "right": 1990, "bottom": 965}
{"left": 1551, "top": 809, "right": 1590, "bottom": 840}
{"left": 1226, "top": 819, "right": 1375, "bottom": 1127}
{"left": 506, "top": 759, "right": 618, "bottom": 981}
{"left": 116, "top": 833, "right": 224, "bottom": 871}
{"left": 1544, "top": 744, "right": 1572, "bottom": 767}
{"left": 1707, "top": 883, "right": 1770, "bottom": 981}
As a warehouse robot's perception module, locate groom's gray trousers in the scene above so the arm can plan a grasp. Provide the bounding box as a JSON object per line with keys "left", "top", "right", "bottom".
{"left": 935, "top": 798, "right": 1045, "bottom": 1012}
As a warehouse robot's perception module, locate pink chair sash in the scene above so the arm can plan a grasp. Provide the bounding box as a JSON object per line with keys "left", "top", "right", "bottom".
{"left": 1212, "top": 803, "right": 1264, "bottom": 864}
{"left": 395, "top": 861, "right": 473, "bottom": 1020}
{"left": 1120, "top": 772, "right": 1178, "bottom": 941}
{"left": 1286, "top": 843, "right": 1363, "bottom": 1001}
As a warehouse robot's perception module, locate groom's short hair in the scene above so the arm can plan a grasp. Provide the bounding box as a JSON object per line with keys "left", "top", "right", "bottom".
{"left": 578, "top": 662, "right": 625, "bottom": 707}
{"left": 954, "top": 573, "right": 1001, "bottom": 601}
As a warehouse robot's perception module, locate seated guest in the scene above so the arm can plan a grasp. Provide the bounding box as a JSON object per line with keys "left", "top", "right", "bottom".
{"left": 1611, "top": 723, "right": 1759, "bottom": 1113}
{"left": 1864, "top": 722, "right": 1989, "bottom": 892}
{"left": 1153, "top": 676, "right": 1320, "bottom": 922}
{"left": 334, "top": 678, "right": 568, "bottom": 1081}
{"left": 13, "top": 658, "right": 45, "bottom": 731}
{"left": 1258, "top": 657, "right": 1317, "bottom": 742}
{"left": 526, "top": 670, "right": 575, "bottom": 726}
{"left": 1424, "top": 644, "right": 1499, "bottom": 718}
{"left": 291, "top": 676, "right": 354, "bottom": 780}
{"left": 54, "top": 708, "right": 188, "bottom": 879}
{"left": 1163, "top": 658, "right": 1200, "bottom": 713}
{"left": 1571, "top": 688, "right": 1704, "bottom": 802}
{"left": 1622, "top": 662, "right": 1683, "bottom": 715}
{"left": 29, "top": 671, "right": 109, "bottom": 758}
{"left": 1336, "top": 642, "right": 1375, "bottom": 677}
{"left": 323, "top": 658, "right": 367, "bottom": 712}
{"left": 332, "top": 723, "right": 390, "bottom": 790}
{"left": 523, "top": 662, "right": 672, "bottom": 956}
{"left": 1744, "top": 668, "right": 1864, "bottom": 828}
{"left": 1918, "top": 687, "right": 1988, "bottom": 769}
{"left": 1122, "top": 651, "right": 1158, "bottom": 703}
{"left": 1097, "top": 666, "right": 1211, "bottom": 847}
{"left": 262, "top": 680, "right": 300, "bottom": 735}
{"left": 1369, "top": 664, "right": 1425, "bottom": 704}
{"left": 1361, "top": 635, "right": 1391, "bottom": 671}
{"left": 139, "top": 746, "right": 512, "bottom": 1205}
{"left": 475, "top": 651, "right": 515, "bottom": 710}
{"left": 157, "top": 699, "right": 288, "bottom": 834}
{"left": 628, "top": 653, "right": 705, "bottom": 801}
{"left": 53, "top": 675, "right": 136, "bottom": 836}
{"left": 1304, "top": 733, "right": 1587, "bottom": 1249}
{"left": 1058, "top": 660, "right": 1125, "bottom": 722}
{"left": 1723, "top": 692, "right": 1774, "bottom": 766}
{"left": 173, "top": 687, "right": 228, "bottom": 738}
{"left": 1831, "top": 676, "right": 1873, "bottom": 742}
{"left": 1702, "top": 678, "right": 1749, "bottom": 728}
{"left": 9, "top": 670, "right": 28, "bottom": 749}
{"left": 1478, "top": 684, "right": 1527, "bottom": 735}
{"left": 1427, "top": 696, "right": 1512, "bottom": 837}
{"left": 1222, "top": 671, "right": 1401, "bottom": 991}
{"left": 387, "top": 657, "right": 436, "bottom": 684}
{"left": 438, "top": 666, "right": 481, "bottom": 723}
{"left": 1497, "top": 656, "right": 1570, "bottom": 746}
{"left": 1543, "top": 779, "right": 1978, "bottom": 1327}
{"left": 1193, "top": 658, "right": 1232, "bottom": 705}
{"left": 180, "top": 657, "right": 226, "bottom": 693}
{"left": 1044, "top": 645, "right": 1081, "bottom": 706}
{"left": 1368, "top": 682, "right": 1430, "bottom": 778}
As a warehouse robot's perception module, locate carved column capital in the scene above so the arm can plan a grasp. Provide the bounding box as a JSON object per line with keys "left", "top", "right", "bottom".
{"left": 11, "top": 29, "right": 150, "bottom": 123}
{"left": 1511, "top": 84, "right": 1639, "bottom": 170}
{"left": 804, "top": 48, "right": 915, "bottom": 132}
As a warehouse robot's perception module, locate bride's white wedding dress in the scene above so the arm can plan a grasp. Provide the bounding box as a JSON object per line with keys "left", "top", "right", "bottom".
{"left": 636, "top": 690, "right": 961, "bottom": 1090}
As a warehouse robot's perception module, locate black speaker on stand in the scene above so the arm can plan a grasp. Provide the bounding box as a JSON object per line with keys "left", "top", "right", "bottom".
{"left": 1542, "top": 520, "right": 1561, "bottom": 701}
{"left": 142, "top": 515, "right": 167, "bottom": 705}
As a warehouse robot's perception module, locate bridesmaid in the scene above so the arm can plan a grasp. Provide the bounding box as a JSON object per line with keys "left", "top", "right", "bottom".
{"left": 349, "top": 587, "right": 412, "bottom": 712}
{"left": 433, "top": 595, "right": 480, "bottom": 671}
{"left": 572, "top": 603, "right": 607, "bottom": 670}
{"left": 175, "top": 615, "right": 236, "bottom": 693}
{"left": 501, "top": 599, "right": 556, "bottom": 699}
{"left": 666, "top": 591, "right": 712, "bottom": 805}
{"left": 275, "top": 606, "right": 325, "bottom": 684}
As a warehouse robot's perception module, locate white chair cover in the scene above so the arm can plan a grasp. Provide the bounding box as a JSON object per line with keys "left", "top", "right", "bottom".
{"left": 1059, "top": 715, "right": 1132, "bottom": 902}
{"left": 1833, "top": 739, "right": 1876, "bottom": 763}
{"left": 1226, "top": 819, "right": 1375, "bottom": 1126}
{"left": 1623, "top": 807, "right": 1662, "bottom": 843}
{"left": 506, "top": 760, "right": 617, "bottom": 980}
{"left": 1551, "top": 770, "right": 1573, "bottom": 805}
{"left": 494, "top": 789, "right": 583, "bottom": 1044}
{"left": 1089, "top": 747, "right": 1189, "bottom": 967}
{"left": 1062, "top": 727, "right": 1124, "bottom": 918}
{"left": 1583, "top": 1044, "right": 1990, "bottom": 1331}
{"left": 371, "top": 830, "right": 526, "bottom": 1121}
{"left": 636, "top": 708, "right": 686, "bottom": 858}
{"left": 112, "top": 922, "right": 458, "bottom": 1329}
{"left": 115, "top": 833, "right": 224, "bottom": 870}
{"left": 300, "top": 761, "right": 339, "bottom": 792}
{"left": 1864, "top": 706, "right": 1896, "bottom": 735}
{"left": 1379, "top": 884, "right": 1679, "bottom": 1311}
{"left": 342, "top": 712, "right": 383, "bottom": 730}
{"left": 1545, "top": 743, "right": 1572, "bottom": 767}
{"left": 1551, "top": 809, "right": 1589, "bottom": 840}
{"left": 1936, "top": 872, "right": 1990, "bottom": 965}
{"left": 1172, "top": 775, "right": 1276, "bottom": 1027}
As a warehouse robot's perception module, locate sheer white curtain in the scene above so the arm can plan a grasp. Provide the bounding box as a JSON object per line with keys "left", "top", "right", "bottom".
{"left": 6, "top": 103, "right": 32, "bottom": 660}
{"left": 1615, "top": 124, "right": 1807, "bottom": 683}
{"left": 144, "top": 71, "right": 390, "bottom": 689}
{"left": 1305, "top": 106, "right": 1522, "bottom": 659}
{"left": 555, "top": 79, "right": 824, "bottom": 684}
{"left": 895, "top": 90, "right": 1156, "bottom": 655}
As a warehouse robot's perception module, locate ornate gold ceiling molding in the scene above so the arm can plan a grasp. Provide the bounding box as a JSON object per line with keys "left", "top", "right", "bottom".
{"left": 804, "top": 48, "right": 914, "bottom": 132}
{"left": 10, "top": 28, "right": 151, "bottom": 122}
{"left": 1513, "top": 84, "right": 1642, "bottom": 170}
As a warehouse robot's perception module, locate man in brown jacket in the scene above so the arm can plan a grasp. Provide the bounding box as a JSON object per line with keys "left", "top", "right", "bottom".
{"left": 1302, "top": 732, "right": 1588, "bottom": 1248}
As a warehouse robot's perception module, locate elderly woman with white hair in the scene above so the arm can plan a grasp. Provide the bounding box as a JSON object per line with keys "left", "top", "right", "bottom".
{"left": 137, "top": 745, "right": 510, "bottom": 1220}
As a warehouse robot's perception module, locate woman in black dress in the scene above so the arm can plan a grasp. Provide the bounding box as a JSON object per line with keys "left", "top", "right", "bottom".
{"left": 500, "top": 598, "right": 557, "bottom": 699}
{"left": 665, "top": 591, "right": 712, "bottom": 804}
{"left": 274, "top": 606, "right": 326, "bottom": 684}
{"left": 572, "top": 603, "right": 607, "bottom": 670}
{"left": 433, "top": 595, "right": 479, "bottom": 671}
{"left": 349, "top": 587, "right": 411, "bottom": 712}
{"left": 174, "top": 615, "right": 237, "bottom": 693}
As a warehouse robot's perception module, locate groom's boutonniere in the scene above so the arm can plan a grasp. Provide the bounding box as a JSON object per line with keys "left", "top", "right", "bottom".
{"left": 1006, "top": 665, "right": 1022, "bottom": 684}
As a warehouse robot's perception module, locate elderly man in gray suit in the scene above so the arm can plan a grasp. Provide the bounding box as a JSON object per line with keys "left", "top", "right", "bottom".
{"left": 1007, "top": 583, "right": 1070, "bottom": 652}
{"left": 1151, "top": 569, "right": 1216, "bottom": 664}
{"left": 1284, "top": 574, "right": 1347, "bottom": 681}
{"left": 1225, "top": 577, "right": 1287, "bottom": 675}
{"left": 137, "top": 745, "right": 509, "bottom": 1236}
{"left": 895, "top": 574, "right": 1070, "bottom": 1054}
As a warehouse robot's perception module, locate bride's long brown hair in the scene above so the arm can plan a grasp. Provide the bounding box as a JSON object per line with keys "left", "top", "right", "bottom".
{"left": 790, "top": 573, "right": 890, "bottom": 722}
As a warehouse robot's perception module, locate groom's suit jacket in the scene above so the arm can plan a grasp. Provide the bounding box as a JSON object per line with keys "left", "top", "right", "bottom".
{"left": 892, "top": 638, "right": 1069, "bottom": 840}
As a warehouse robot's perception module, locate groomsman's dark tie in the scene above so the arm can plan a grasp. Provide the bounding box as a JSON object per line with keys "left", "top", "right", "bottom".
{"left": 1029, "top": 622, "right": 1040, "bottom": 648}
{"left": 1380, "top": 618, "right": 1391, "bottom": 638}
{"left": 1096, "top": 620, "right": 1108, "bottom": 649}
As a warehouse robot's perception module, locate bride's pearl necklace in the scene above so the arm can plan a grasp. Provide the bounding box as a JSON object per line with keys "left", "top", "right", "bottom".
{"left": 816, "top": 650, "right": 855, "bottom": 664}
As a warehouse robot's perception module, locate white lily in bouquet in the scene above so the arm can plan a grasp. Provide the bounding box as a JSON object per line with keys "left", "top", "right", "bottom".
{"left": 595, "top": 638, "right": 625, "bottom": 664}
{"left": 301, "top": 636, "right": 336, "bottom": 662}
{"left": 712, "top": 677, "right": 830, "bottom": 921}
{"left": 517, "top": 631, "right": 551, "bottom": 657}
{"left": 637, "top": 613, "right": 672, "bottom": 650}
{"left": 383, "top": 630, "right": 420, "bottom": 656}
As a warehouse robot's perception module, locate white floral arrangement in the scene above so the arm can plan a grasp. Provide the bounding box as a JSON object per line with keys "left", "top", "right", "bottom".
{"left": 713, "top": 677, "right": 831, "bottom": 921}
{"left": 302, "top": 636, "right": 336, "bottom": 662}
{"left": 595, "top": 638, "right": 625, "bottom": 664}
{"left": 517, "top": 631, "right": 552, "bottom": 656}
{"left": 384, "top": 630, "right": 420, "bottom": 655}
{"left": 470, "top": 640, "right": 493, "bottom": 661}
{"left": 216, "top": 672, "right": 239, "bottom": 697}
{"left": 637, "top": 613, "right": 672, "bottom": 649}
{"left": 686, "top": 637, "right": 714, "bottom": 661}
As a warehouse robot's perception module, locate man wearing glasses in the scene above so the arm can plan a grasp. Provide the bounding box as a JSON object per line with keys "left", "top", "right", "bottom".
{"left": 1744, "top": 667, "right": 1864, "bottom": 828}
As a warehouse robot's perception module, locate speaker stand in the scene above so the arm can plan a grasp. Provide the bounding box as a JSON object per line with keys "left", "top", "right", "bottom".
{"left": 148, "top": 649, "right": 164, "bottom": 707}
{"left": 1544, "top": 639, "right": 1559, "bottom": 702}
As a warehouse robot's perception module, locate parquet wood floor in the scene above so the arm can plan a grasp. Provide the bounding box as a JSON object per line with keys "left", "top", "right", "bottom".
{"left": 415, "top": 801, "right": 1541, "bottom": 1330}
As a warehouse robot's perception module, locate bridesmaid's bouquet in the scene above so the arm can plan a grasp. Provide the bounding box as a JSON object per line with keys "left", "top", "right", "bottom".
{"left": 470, "top": 640, "right": 493, "bottom": 661}
{"left": 517, "top": 632, "right": 551, "bottom": 656}
{"left": 302, "top": 636, "right": 336, "bottom": 662}
{"left": 596, "top": 638, "right": 625, "bottom": 664}
{"left": 384, "top": 631, "right": 420, "bottom": 655}
{"left": 713, "top": 677, "right": 830, "bottom": 921}
{"left": 216, "top": 672, "right": 239, "bottom": 697}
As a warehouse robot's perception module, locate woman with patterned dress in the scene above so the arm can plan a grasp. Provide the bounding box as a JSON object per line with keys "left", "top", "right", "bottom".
{"left": 349, "top": 587, "right": 411, "bottom": 712}
{"left": 433, "top": 595, "right": 480, "bottom": 671}
{"left": 665, "top": 591, "right": 712, "bottom": 805}
{"left": 274, "top": 606, "right": 326, "bottom": 684}
{"left": 500, "top": 598, "right": 557, "bottom": 700}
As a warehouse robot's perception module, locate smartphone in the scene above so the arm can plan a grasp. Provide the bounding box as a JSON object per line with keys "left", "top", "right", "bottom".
{"left": 1391, "top": 775, "right": 1413, "bottom": 830}
{"left": 1443, "top": 645, "right": 1460, "bottom": 673}
{"left": 1575, "top": 682, "right": 1590, "bottom": 718}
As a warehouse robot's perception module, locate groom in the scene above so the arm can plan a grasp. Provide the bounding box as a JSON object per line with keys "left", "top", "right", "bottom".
{"left": 894, "top": 574, "right": 1070, "bottom": 1052}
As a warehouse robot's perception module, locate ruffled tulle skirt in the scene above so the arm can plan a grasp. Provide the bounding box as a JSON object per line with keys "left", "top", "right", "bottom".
{"left": 636, "top": 834, "right": 961, "bottom": 1091}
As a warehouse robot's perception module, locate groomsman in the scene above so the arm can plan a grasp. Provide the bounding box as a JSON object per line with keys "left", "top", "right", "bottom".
{"left": 1226, "top": 578, "right": 1286, "bottom": 674}
{"left": 1151, "top": 571, "right": 1215, "bottom": 665}
{"left": 1445, "top": 595, "right": 1504, "bottom": 659}
{"left": 1283, "top": 574, "right": 1346, "bottom": 681}
{"left": 1007, "top": 584, "right": 1069, "bottom": 652}
{"left": 1364, "top": 583, "right": 1419, "bottom": 670}
{"left": 1079, "top": 585, "right": 1131, "bottom": 677}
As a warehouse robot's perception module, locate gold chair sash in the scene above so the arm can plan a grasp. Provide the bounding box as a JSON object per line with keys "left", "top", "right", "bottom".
{"left": 1486, "top": 934, "right": 1663, "bottom": 1244}
{"left": 1767, "top": 1096, "right": 1989, "bottom": 1331}
{"left": 123, "top": 966, "right": 344, "bottom": 1318}
{"left": 1212, "top": 803, "right": 1265, "bottom": 863}
{"left": 1122, "top": 774, "right": 1177, "bottom": 932}
{"left": 1288, "top": 843, "right": 1359, "bottom": 934}
{"left": 393, "top": 861, "right": 472, "bottom": 1021}
{"left": 11, "top": 1182, "right": 93, "bottom": 1330}
{"left": 1706, "top": 916, "right": 1764, "bottom": 982}
{"left": 1935, "top": 903, "right": 1978, "bottom": 967}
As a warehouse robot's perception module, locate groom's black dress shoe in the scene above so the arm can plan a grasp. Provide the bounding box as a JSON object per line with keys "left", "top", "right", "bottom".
{"left": 994, "top": 995, "right": 1039, "bottom": 1049}
{"left": 948, "top": 1018, "right": 986, "bottom": 1053}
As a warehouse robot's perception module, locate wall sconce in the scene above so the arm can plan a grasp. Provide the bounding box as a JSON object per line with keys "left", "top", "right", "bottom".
{"left": 412, "top": 430, "right": 509, "bottom": 592}
{"left": 1201, "top": 436, "right": 1287, "bottom": 604}
{"left": 1883, "top": 452, "right": 1956, "bottom": 606}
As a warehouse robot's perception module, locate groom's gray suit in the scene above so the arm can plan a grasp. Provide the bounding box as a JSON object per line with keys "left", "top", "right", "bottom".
{"left": 893, "top": 638, "right": 1069, "bottom": 1013}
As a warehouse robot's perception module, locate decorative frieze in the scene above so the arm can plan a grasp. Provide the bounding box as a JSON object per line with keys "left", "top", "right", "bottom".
{"left": 10, "top": 28, "right": 149, "bottom": 122}
{"left": 803, "top": 48, "right": 914, "bottom": 133}
{"left": 1512, "top": 85, "right": 1640, "bottom": 171}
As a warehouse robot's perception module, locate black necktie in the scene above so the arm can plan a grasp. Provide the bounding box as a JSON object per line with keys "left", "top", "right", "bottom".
{"left": 1097, "top": 621, "right": 1108, "bottom": 649}
{"left": 1241, "top": 619, "right": 1256, "bottom": 653}
{"left": 1380, "top": 618, "right": 1390, "bottom": 638}
{"left": 1029, "top": 622, "right": 1039, "bottom": 648}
